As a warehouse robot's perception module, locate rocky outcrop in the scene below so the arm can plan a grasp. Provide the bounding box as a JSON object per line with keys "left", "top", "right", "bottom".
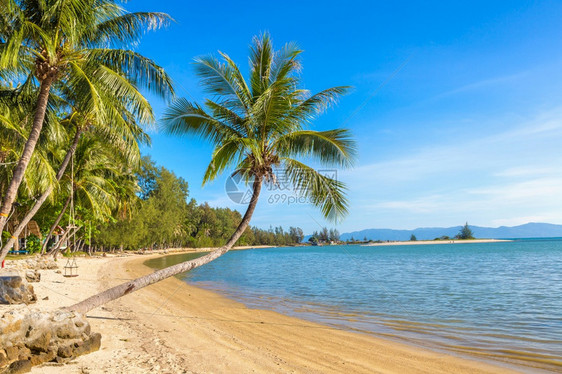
{"left": 32, "top": 257, "right": 58, "bottom": 270}
{"left": 0, "top": 273, "right": 36, "bottom": 305}
{"left": 23, "top": 271, "right": 40, "bottom": 284}
{"left": 4, "top": 256, "right": 58, "bottom": 273}
{"left": 0, "top": 308, "right": 101, "bottom": 372}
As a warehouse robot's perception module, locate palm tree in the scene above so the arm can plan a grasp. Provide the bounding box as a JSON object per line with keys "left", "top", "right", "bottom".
{"left": 0, "top": 78, "right": 62, "bottom": 200}
{"left": 0, "top": 70, "right": 154, "bottom": 261}
{"left": 67, "top": 34, "right": 356, "bottom": 314}
{"left": 44, "top": 133, "right": 126, "bottom": 256}
{"left": 0, "top": 0, "right": 173, "bottom": 233}
{"left": 0, "top": 79, "right": 63, "bottom": 251}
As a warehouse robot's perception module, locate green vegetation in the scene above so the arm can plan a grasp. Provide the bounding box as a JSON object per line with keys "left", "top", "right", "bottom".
{"left": 163, "top": 33, "right": 355, "bottom": 222}
{"left": 93, "top": 156, "right": 305, "bottom": 250}
{"left": 1, "top": 18, "right": 352, "bottom": 264}
{"left": 0, "top": 0, "right": 173, "bottom": 261}
{"left": 310, "top": 227, "right": 340, "bottom": 244}
{"left": 456, "top": 222, "right": 474, "bottom": 240}
{"left": 410, "top": 234, "right": 417, "bottom": 241}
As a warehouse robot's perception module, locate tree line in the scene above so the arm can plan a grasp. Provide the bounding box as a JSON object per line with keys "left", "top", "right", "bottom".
{"left": 308, "top": 227, "right": 340, "bottom": 244}
{"left": 93, "top": 156, "right": 305, "bottom": 251}
{"left": 18, "top": 156, "right": 305, "bottom": 253}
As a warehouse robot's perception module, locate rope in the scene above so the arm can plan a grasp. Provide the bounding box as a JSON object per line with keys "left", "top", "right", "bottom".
{"left": 67, "top": 152, "right": 77, "bottom": 254}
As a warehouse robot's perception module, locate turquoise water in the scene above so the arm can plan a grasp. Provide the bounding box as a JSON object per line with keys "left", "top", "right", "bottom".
{"left": 146, "top": 239, "right": 562, "bottom": 371}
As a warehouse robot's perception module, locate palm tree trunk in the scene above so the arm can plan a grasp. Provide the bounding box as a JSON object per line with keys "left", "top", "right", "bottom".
{"left": 0, "top": 78, "right": 54, "bottom": 234}
{"left": 68, "top": 177, "right": 263, "bottom": 314}
{"left": 41, "top": 194, "right": 71, "bottom": 254}
{"left": 0, "top": 127, "right": 83, "bottom": 262}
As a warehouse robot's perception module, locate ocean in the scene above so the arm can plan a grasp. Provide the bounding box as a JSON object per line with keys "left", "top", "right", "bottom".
{"left": 146, "top": 239, "right": 562, "bottom": 372}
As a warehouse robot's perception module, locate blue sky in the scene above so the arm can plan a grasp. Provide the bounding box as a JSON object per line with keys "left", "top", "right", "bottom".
{"left": 128, "top": 0, "right": 562, "bottom": 234}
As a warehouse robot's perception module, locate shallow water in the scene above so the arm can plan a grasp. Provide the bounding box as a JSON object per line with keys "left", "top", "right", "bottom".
{"left": 146, "top": 239, "right": 562, "bottom": 371}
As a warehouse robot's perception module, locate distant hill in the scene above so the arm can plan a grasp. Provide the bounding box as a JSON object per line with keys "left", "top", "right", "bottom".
{"left": 339, "top": 223, "right": 562, "bottom": 241}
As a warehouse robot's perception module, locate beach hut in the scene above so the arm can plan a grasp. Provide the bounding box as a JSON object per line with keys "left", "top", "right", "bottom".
{"left": 50, "top": 225, "right": 68, "bottom": 250}
{"left": 7, "top": 220, "right": 42, "bottom": 253}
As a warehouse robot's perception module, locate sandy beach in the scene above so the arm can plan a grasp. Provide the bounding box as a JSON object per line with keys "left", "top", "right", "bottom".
{"left": 11, "top": 251, "right": 528, "bottom": 374}
{"left": 363, "top": 239, "right": 511, "bottom": 246}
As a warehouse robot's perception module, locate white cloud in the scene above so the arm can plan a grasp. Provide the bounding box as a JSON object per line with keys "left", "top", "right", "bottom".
{"left": 494, "top": 166, "right": 560, "bottom": 178}
{"left": 338, "top": 108, "right": 562, "bottom": 229}
{"left": 467, "top": 177, "right": 562, "bottom": 202}
{"left": 433, "top": 71, "right": 529, "bottom": 100}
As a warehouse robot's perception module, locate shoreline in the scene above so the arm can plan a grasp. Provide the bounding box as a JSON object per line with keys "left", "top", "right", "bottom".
{"left": 363, "top": 239, "right": 511, "bottom": 246}
{"left": 18, "top": 251, "right": 536, "bottom": 373}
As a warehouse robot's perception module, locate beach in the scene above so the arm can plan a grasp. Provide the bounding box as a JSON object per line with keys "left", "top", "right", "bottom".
{"left": 363, "top": 239, "right": 511, "bottom": 246}
{"left": 12, "top": 251, "right": 528, "bottom": 374}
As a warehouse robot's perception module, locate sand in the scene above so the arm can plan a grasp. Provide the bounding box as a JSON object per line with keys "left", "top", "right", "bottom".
{"left": 363, "top": 239, "right": 511, "bottom": 246}
{"left": 14, "top": 252, "right": 529, "bottom": 374}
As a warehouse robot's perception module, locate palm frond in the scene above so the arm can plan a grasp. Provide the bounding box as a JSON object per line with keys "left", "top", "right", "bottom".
{"left": 202, "top": 138, "right": 248, "bottom": 185}
{"left": 205, "top": 99, "right": 248, "bottom": 135}
{"left": 92, "top": 11, "right": 172, "bottom": 47}
{"left": 194, "top": 54, "right": 250, "bottom": 113}
{"left": 87, "top": 48, "right": 174, "bottom": 100}
{"left": 283, "top": 158, "right": 349, "bottom": 222}
{"left": 293, "top": 86, "right": 350, "bottom": 123}
{"left": 249, "top": 32, "right": 274, "bottom": 97}
{"left": 273, "top": 129, "right": 356, "bottom": 167}
{"left": 92, "top": 64, "right": 155, "bottom": 124}
{"left": 271, "top": 41, "right": 301, "bottom": 82}
{"left": 162, "top": 98, "right": 242, "bottom": 143}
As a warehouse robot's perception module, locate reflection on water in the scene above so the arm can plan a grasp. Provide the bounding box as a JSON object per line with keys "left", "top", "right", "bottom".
{"left": 145, "top": 240, "right": 562, "bottom": 372}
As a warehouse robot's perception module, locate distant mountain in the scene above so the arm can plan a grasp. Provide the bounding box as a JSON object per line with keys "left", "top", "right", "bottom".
{"left": 339, "top": 223, "right": 562, "bottom": 241}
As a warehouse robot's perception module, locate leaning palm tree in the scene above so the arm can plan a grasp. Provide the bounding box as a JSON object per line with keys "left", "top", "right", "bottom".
{"left": 68, "top": 34, "right": 356, "bottom": 314}
{"left": 0, "top": 78, "right": 62, "bottom": 201}
{"left": 0, "top": 70, "right": 154, "bottom": 261}
{"left": 0, "top": 0, "right": 173, "bottom": 233}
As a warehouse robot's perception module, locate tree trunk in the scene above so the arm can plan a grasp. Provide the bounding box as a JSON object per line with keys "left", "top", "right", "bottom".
{"left": 0, "top": 127, "right": 83, "bottom": 262}
{"left": 74, "top": 239, "right": 83, "bottom": 253}
{"left": 0, "top": 78, "right": 54, "bottom": 234}
{"left": 41, "top": 194, "right": 72, "bottom": 254}
{"left": 68, "top": 177, "right": 263, "bottom": 314}
{"left": 48, "top": 224, "right": 80, "bottom": 258}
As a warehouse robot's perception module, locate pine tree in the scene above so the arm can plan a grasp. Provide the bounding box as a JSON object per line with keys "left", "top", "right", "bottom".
{"left": 458, "top": 222, "right": 474, "bottom": 240}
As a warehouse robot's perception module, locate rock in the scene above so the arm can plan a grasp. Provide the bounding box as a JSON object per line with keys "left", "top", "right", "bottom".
{"left": 0, "top": 308, "right": 101, "bottom": 371}
{"left": 35, "top": 258, "right": 57, "bottom": 270}
{"left": 74, "top": 333, "right": 101, "bottom": 356}
{"left": 4, "top": 347, "right": 19, "bottom": 362}
{"left": 0, "top": 317, "right": 22, "bottom": 336}
{"left": 5, "top": 256, "right": 58, "bottom": 272}
{"left": 29, "top": 349, "right": 55, "bottom": 366}
{"left": 56, "top": 344, "right": 73, "bottom": 358}
{"left": 0, "top": 273, "right": 36, "bottom": 305}
{"left": 16, "top": 346, "right": 30, "bottom": 360}
{"left": 0, "top": 350, "right": 8, "bottom": 367}
{"left": 26, "top": 331, "right": 51, "bottom": 352}
{"left": 6, "top": 359, "right": 32, "bottom": 374}
{"left": 24, "top": 270, "right": 40, "bottom": 283}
